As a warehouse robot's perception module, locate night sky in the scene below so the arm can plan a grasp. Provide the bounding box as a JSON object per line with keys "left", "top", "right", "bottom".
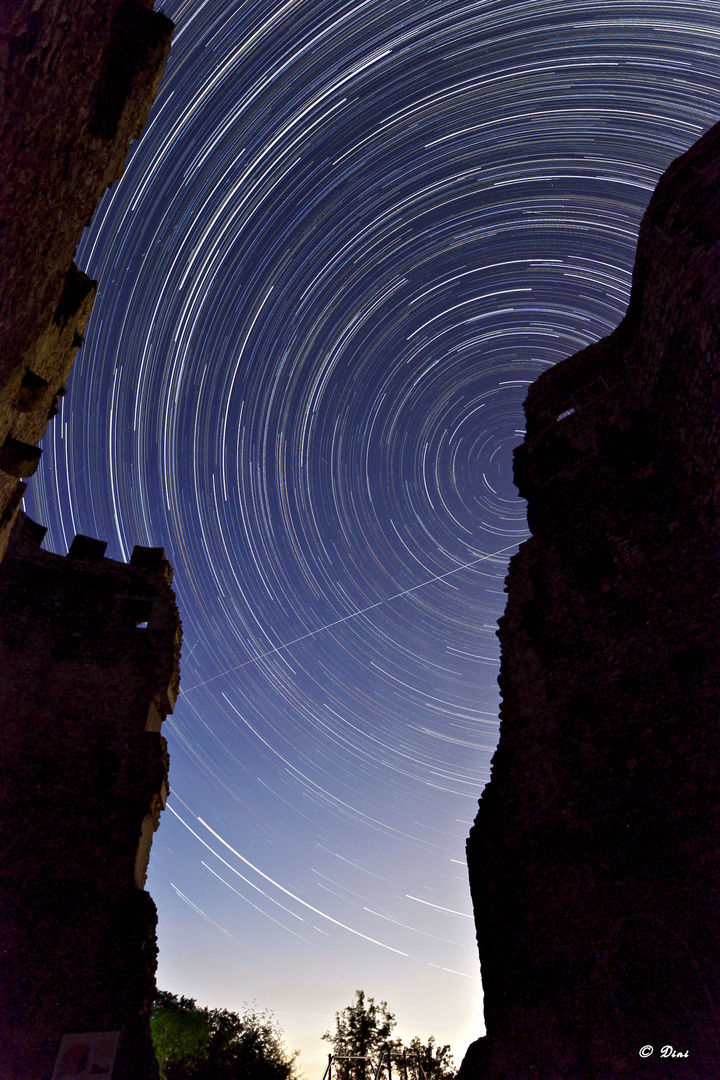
{"left": 24, "top": 1, "right": 720, "bottom": 1074}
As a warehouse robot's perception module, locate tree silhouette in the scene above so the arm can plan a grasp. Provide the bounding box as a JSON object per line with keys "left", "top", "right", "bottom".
{"left": 322, "top": 991, "right": 396, "bottom": 1080}
{"left": 151, "top": 991, "right": 299, "bottom": 1080}
{"left": 322, "top": 992, "right": 455, "bottom": 1080}
{"left": 404, "top": 1036, "right": 454, "bottom": 1080}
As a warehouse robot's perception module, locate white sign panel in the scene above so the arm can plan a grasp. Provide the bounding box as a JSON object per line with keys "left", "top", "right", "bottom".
{"left": 50, "top": 1031, "right": 121, "bottom": 1079}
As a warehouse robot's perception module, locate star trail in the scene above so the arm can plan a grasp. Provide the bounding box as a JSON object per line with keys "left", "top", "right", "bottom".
{"left": 24, "top": 0, "right": 720, "bottom": 1072}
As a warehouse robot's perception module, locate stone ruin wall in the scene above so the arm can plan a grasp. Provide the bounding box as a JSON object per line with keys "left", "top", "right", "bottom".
{"left": 0, "top": 0, "right": 173, "bottom": 559}
{"left": 463, "top": 121, "right": 720, "bottom": 1079}
{"left": 0, "top": 3, "right": 179, "bottom": 1077}
{"left": 0, "top": 515, "right": 181, "bottom": 1079}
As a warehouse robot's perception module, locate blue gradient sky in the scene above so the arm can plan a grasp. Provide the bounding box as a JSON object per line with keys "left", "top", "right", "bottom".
{"left": 25, "top": 1, "right": 720, "bottom": 1075}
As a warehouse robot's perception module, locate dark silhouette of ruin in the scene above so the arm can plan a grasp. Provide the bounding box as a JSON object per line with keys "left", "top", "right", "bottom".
{"left": 0, "top": 516, "right": 181, "bottom": 1078}
{"left": 0, "top": 3, "right": 178, "bottom": 1077}
{"left": 462, "top": 122, "right": 720, "bottom": 1078}
{"left": 0, "top": 0, "right": 173, "bottom": 559}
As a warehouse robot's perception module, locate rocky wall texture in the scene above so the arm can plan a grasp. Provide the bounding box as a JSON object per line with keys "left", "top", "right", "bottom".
{"left": 0, "top": 513, "right": 181, "bottom": 1080}
{"left": 0, "top": 0, "right": 173, "bottom": 560}
{"left": 0, "top": 4, "right": 180, "bottom": 1076}
{"left": 463, "top": 121, "right": 720, "bottom": 1079}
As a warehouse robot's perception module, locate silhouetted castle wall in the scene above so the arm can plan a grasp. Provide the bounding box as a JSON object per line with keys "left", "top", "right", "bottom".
{"left": 0, "top": 515, "right": 181, "bottom": 1079}
{"left": 0, "top": 0, "right": 173, "bottom": 559}
{"left": 0, "top": 3, "right": 178, "bottom": 1077}
{"left": 462, "top": 121, "right": 720, "bottom": 1079}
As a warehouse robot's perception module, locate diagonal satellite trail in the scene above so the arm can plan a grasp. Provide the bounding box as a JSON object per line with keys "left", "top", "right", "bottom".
{"left": 181, "top": 541, "right": 520, "bottom": 693}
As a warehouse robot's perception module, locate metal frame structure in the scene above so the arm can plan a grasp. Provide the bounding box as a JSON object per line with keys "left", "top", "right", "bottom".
{"left": 322, "top": 1049, "right": 428, "bottom": 1080}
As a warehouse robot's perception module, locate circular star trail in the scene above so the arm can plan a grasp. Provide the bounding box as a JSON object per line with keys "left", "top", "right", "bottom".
{"left": 26, "top": 0, "right": 720, "bottom": 1069}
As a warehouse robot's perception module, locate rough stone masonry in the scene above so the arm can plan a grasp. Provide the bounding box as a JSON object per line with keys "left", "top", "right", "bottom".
{"left": 463, "top": 120, "right": 720, "bottom": 1079}
{"left": 0, "top": 0, "right": 173, "bottom": 560}
{"left": 0, "top": 515, "right": 181, "bottom": 1079}
{"left": 0, "top": 3, "right": 178, "bottom": 1078}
